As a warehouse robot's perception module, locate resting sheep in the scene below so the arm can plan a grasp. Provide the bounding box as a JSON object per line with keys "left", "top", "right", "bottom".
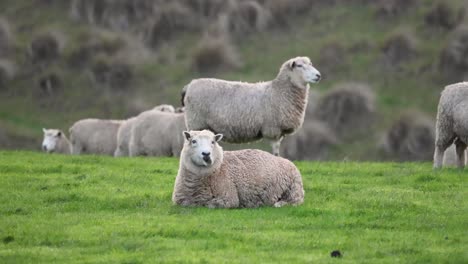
{"left": 69, "top": 119, "right": 122, "bottom": 155}
{"left": 172, "top": 130, "right": 304, "bottom": 208}
{"left": 182, "top": 56, "right": 321, "bottom": 156}
{"left": 129, "top": 111, "right": 186, "bottom": 157}
{"left": 41, "top": 128, "right": 71, "bottom": 154}
{"left": 114, "top": 104, "right": 176, "bottom": 157}
{"left": 434, "top": 82, "right": 468, "bottom": 168}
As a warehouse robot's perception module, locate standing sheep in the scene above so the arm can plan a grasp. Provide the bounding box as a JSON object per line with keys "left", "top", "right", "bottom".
{"left": 442, "top": 143, "right": 468, "bottom": 167}
{"left": 114, "top": 104, "right": 176, "bottom": 157}
{"left": 182, "top": 56, "right": 321, "bottom": 156}
{"left": 434, "top": 82, "right": 468, "bottom": 169}
{"left": 129, "top": 111, "right": 186, "bottom": 157}
{"left": 69, "top": 119, "right": 122, "bottom": 155}
{"left": 41, "top": 128, "right": 71, "bottom": 154}
{"left": 172, "top": 130, "right": 304, "bottom": 208}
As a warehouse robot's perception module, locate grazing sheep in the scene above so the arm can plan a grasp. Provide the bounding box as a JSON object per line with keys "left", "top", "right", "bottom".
{"left": 172, "top": 130, "right": 304, "bottom": 208}
{"left": 434, "top": 82, "right": 468, "bottom": 169}
{"left": 182, "top": 56, "right": 321, "bottom": 156}
{"left": 129, "top": 111, "right": 186, "bottom": 157}
{"left": 114, "top": 104, "right": 176, "bottom": 157}
{"left": 42, "top": 128, "right": 71, "bottom": 154}
{"left": 69, "top": 119, "right": 122, "bottom": 155}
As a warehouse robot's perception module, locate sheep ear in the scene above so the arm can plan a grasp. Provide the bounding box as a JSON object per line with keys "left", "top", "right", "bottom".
{"left": 56, "top": 131, "right": 62, "bottom": 137}
{"left": 215, "top": 134, "right": 223, "bottom": 142}
{"left": 42, "top": 128, "right": 47, "bottom": 133}
{"left": 183, "top": 131, "right": 191, "bottom": 141}
{"left": 289, "top": 60, "right": 296, "bottom": 69}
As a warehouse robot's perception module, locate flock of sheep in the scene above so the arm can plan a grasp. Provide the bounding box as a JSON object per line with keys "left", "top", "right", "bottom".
{"left": 42, "top": 56, "right": 467, "bottom": 208}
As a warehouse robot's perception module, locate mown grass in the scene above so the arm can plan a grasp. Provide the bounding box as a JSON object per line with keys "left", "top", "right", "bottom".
{"left": 0, "top": 151, "right": 466, "bottom": 263}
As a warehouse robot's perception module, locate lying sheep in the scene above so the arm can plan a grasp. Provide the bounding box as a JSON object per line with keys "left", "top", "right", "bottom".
{"left": 182, "top": 56, "right": 321, "bottom": 156}
{"left": 69, "top": 119, "right": 122, "bottom": 155}
{"left": 172, "top": 130, "right": 304, "bottom": 208}
{"left": 129, "top": 111, "right": 186, "bottom": 157}
{"left": 42, "top": 128, "right": 71, "bottom": 154}
{"left": 434, "top": 82, "right": 468, "bottom": 168}
{"left": 114, "top": 104, "right": 176, "bottom": 157}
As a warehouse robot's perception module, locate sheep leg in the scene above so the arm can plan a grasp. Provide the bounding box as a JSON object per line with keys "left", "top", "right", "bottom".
{"left": 455, "top": 140, "right": 467, "bottom": 169}
{"left": 434, "top": 135, "right": 454, "bottom": 169}
{"left": 270, "top": 137, "right": 284, "bottom": 156}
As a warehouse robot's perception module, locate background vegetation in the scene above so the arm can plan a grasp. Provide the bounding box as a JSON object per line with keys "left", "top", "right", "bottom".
{"left": 0, "top": 0, "right": 467, "bottom": 161}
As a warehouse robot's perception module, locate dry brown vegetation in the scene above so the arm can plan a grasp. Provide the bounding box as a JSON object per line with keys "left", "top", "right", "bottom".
{"left": 0, "top": 18, "right": 12, "bottom": 57}
{"left": 380, "top": 30, "right": 418, "bottom": 70}
{"left": 439, "top": 26, "right": 468, "bottom": 81}
{"left": 425, "top": 2, "right": 465, "bottom": 31}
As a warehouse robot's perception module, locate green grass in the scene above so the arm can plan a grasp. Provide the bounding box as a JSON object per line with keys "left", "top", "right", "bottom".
{"left": 0, "top": 151, "right": 466, "bottom": 263}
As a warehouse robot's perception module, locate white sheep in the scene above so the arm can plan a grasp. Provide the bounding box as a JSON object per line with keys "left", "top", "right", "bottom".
{"left": 129, "top": 111, "right": 186, "bottom": 157}
{"left": 114, "top": 104, "right": 176, "bottom": 157}
{"left": 42, "top": 128, "right": 71, "bottom": 154}
{"left": 69, "top": 119, "right": 122, "bottom": 155}
{"left": 172, "top": 130, "right": 304, "bottom": 208}
{"left": 182, "top": 56, "right": 321, "bottom": 156}
{"left": 434, "top": 82, "right": 468, "bottom": 168}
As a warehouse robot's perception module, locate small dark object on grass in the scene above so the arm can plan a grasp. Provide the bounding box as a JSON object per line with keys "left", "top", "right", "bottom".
{"left": 3, "top": 236, "right": 14, "bottom": 244}
{"left": 331, "top": 250, "right": 342, "bottom": 258}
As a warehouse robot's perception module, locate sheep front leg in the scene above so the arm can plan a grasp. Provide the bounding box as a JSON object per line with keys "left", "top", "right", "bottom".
{"left": 434, "top": 136, "right": 453, "bottom": 169}
{"left": 270, "top": 137, "right": 284, "bottom": 156}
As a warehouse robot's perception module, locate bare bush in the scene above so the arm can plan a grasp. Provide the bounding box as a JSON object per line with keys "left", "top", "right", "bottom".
{"left": 317, "top": 41, "right": 348, "bottom": 78}
{"left": 37, "top": 72, "right": 62, "bottom": 98}
{"left": 30, "top": 32, "right": 65, "bottom": 66}
{"left": 0, "top": 18, "right": 12, "bottom": 57}
{"left": 380, "top": 30, "right": 418, "bottom": 70}
{"left": 374, "top": 0, "right": 417, "bottom": 18}
{"left": 314, "top": 83, "right": 376, "bottom": 139}
{"left": 0, "top": 59, "right": 16, "bottom": 90}
{"left": 379, "top": 111, "right": 435, "bottom": 161}
{"left": 425, "top": 2, "right": 465, "bottom": 31}
{"left": 439, "top": 26, "right": 468, "bottom": 81}
{"left": 90, "top": 56, "right": 133, "bottom": 91}
{"left": 224, "top": 0, "right": 271, "bottom": 36}
{"left": 191, "top": 33, "right": 243, "bottom": 73}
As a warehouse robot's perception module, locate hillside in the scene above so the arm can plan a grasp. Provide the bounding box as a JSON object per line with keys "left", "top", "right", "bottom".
{"left": 0, "top": 151, "right": 467, "bottom": 263}
{"left": 0, "top": 0, "right": 467, "bottom": 160}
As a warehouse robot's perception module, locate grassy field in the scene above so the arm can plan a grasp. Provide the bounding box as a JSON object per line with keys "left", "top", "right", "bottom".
{"left": 0, "top": 151, "right": 466, "bottom": 263}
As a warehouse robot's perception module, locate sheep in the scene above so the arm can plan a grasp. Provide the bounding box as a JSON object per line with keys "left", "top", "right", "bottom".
{"left": 434, "top": 82, "right": 468, "bottom": 169}
{"left": 182, "top": 56, "right": 321, "bottom": 156}
{"left": 114, "top": 104, "right": 176, "bottom": 157}
{"left": 172, "top": 130, "right": 304, "bottom": 208}
{"left": 129, "top": 111, "right": 186, "bottom": 157}
{"left": 41, "top": 128, "right": 71, "bottom": 154}
{"left": 69, "top": 119, "right": 122, "bottom": 155}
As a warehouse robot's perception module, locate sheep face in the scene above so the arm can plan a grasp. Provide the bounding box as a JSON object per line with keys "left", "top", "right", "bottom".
{"left": 288, "top": 57, "right": 321, "bottom": 87}
{"left": 183, "top": 130, "right": 223, "bottom": 167}
{"left": 42, "top": 128, "right": 62, "bottom": 153}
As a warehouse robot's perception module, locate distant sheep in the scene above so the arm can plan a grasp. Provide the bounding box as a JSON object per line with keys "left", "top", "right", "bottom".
{"left": 69, "top": 119, "right": 122, "bottom": 155}
{"left": 129, "top": 111, "right": 186, "bottom": 157}
{"left": 42, "top": 128, "right": 71, "bottom": 154}
{"left": 114, "top": 104, "right": 176, "bottom": 157}
{"left": 182, "top": 56, "right": 321, "bottom": 156}
{"left": 172, "top": 130, "right": 304, "bottom": 208}
{"left": 434, "top": 82, "right": 468, "bottom": 168}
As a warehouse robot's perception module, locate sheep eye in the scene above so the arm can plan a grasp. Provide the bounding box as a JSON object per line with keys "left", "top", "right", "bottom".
{"left": 211, "top": 141, "right": 215, "bottom": 144}
{"left": 296, "top": 64, "right": 302, "bottom": 68}
{"left": 191, "top": 140, "right": 197, "bottom": 144}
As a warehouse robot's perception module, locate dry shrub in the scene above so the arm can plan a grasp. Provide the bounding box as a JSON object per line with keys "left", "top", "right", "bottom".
{"left": 67, "top": 31, "right": 125, "bottom": 68}
{"left": 374, "top": 0, "right": 417, "bottom": 18}
{"left": 30, "top": 32, "right": 65, "bottom": 66}
{"left": 263, "top": 0, "right": 315, "bottom": 26}
{"left": 70, "top": 0, "right": 109, "bottom": 25}
{"left": 90, "top": 56, "right": 133, "bottom": 91}
{"left": 192, "top": 34, "right": 243, "bottom": 73}
{"left": 425, "top": 2, "right": 465, "bottom": 31}
{"left": 145, "top": 2, "right": 198, "bottom": 48}
{"left": 317, "top": 41, "right": 348, "bottom": 78}
{"left": 224, "top": 0, "right": 271, "bottom": 36}
{"left": 439, "top": 26, "right": 468, "bottom": 81}
{"left": 380, "top": 30, "right": 418, "bottom": 69}
{"left": 0, "top": 18, "right": 12, "bottom": 57}
{"left": 281, "top": 121, "right": 338, "bottom": 161}
{"left": 0, "top": 59, "right": 16, "bottom": 90}
{"left": 182, "top": 0, "right": 231, "bottom": 20}
{"left": 314, "top": 83, "right": 376, "bottom": 138}
{"left": 380, "top": 111, "right": 435, "bottom": 161}
{"left": 37, "top": 72, "right": 62, "bottom": 98}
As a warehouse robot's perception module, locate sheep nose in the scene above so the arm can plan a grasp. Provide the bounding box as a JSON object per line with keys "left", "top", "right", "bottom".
{"left": 315, "top": 73, "right": 321, "bottom": 80}
{"left": 42, "top": 145, "right": 47, "bottom": 151}
{"left": 202, "top": 151, "right": 211, "bottom": 157}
